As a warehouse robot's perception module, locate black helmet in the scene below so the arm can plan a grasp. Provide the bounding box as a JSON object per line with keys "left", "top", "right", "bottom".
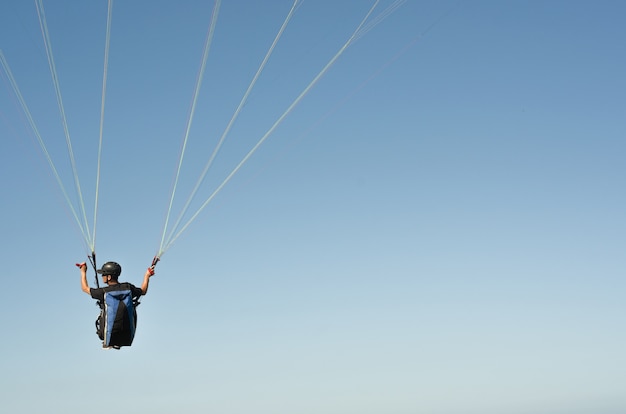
{"left": 97, "top": 261, "right": 122, "bottom": 277}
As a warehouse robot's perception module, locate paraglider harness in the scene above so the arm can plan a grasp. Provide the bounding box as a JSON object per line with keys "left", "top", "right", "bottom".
{"left": 95, "top": 285, "right": 140, "bottom": 348}
{"left": 88, "top": 254, "right": 159, "bottom": 348}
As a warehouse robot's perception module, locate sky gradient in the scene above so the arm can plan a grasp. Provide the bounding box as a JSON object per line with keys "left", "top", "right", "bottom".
{"left": 1, "top": 1, "right": 625, "bottom": 413}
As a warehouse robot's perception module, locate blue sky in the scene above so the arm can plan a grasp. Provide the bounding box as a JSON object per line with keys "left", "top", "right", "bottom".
{"left": 1, "top": 1, "right": 625, "bottom": 413}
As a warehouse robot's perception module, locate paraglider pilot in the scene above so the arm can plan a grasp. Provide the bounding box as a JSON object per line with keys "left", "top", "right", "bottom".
{"left": 78, "top": 261, "right": 155, "bottom": 349}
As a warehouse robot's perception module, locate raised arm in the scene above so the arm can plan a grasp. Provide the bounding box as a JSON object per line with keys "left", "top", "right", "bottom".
{"left": 77, "top": 262, "right": 90, "bottom": 294}
{"left": 141, "top": 267, "right": 155, "bottom": 295}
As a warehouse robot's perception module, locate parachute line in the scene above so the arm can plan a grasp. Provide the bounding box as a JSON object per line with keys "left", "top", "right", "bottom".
{"left": 0, "top": 50, "right": 91, "bottom": 248}
{"left": 5, "top": 1, "right": 419, "bottom": 260}
{"left": 161, "top": 0, "right": 301, "bottom": 252}
{"left": 353, "top": 0, "right": 406, "bottom": 42}
{"left": 158, "top": 0, "right": 222, "bottom": 256}
{"left": 93, "top": 0, "right": 114, "bottom": 251}
{"left": 35, "top": 0, "right": 93, "bottom": 250}
{"left": 160, "top": 0, "right": 382, "bottom": 253}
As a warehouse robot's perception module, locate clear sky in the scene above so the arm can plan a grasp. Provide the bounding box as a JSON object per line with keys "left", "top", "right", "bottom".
{"left": 1, "top": 1, "right": 625, "bottom": 413}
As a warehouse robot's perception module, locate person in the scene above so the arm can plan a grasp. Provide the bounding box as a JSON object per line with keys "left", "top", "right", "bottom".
{"left": 77, "top": 261, "right": 155, "bottom": 349}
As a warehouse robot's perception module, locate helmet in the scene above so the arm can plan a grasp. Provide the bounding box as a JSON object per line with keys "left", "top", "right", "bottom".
{"left": 97, "top": 261, "right": 122, "bottom": 277}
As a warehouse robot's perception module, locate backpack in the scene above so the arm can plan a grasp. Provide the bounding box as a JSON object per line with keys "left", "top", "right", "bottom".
{"left": 95, "top": 288, "right": 139, "bottom": 348}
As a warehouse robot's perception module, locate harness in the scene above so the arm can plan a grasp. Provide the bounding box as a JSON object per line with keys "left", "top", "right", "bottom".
{"left": 95, "top": 283, "right": 141, "bottom": 348}
{"left": 87, "top": 254, "right": 159, "bottom": 348}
